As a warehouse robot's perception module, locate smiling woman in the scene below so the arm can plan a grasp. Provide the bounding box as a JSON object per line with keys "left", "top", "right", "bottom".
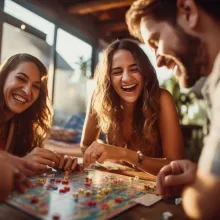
{"left": 0, "top": 54, "right": 51, "bottom": 155}
{"left": 81, "top": 39, "right": 184, "bottom": 176}
{"left": 0, "top": 54, "right": 79, "bottom": 176}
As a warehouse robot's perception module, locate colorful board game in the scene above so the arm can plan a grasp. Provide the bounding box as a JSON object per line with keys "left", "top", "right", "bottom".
{"left": 7, "top": 169, "right": 156, "bottom": 220}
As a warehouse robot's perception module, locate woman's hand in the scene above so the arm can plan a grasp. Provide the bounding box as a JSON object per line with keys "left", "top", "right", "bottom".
{"left": 83, "top": 141, "right": 124, "bottom": 167}
{"left": 57, "top": 155, "right": 78, "bottom": 172}
{"left": 24, "top": 147, "right": 60, "bottom": 172}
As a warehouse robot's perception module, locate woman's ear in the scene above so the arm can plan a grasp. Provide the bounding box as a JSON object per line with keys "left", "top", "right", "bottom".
{"left": 176, "top": 0, "right": 199, "bottom": 30}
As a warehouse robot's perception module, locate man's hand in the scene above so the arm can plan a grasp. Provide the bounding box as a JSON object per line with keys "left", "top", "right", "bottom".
{"left": 156, "top": 160, "right": 197, "bottom": 197}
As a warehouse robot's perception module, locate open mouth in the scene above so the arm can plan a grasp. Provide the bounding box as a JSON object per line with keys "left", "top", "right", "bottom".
{"left": 121, "top": 84, "right": 137, "bottom": 92}
{"left": 13, "top": 94, "right": 27, "bottom": 103}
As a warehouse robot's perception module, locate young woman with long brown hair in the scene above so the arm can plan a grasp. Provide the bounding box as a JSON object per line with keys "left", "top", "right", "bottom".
{"left": 82, "top": 39, "right": 184, "bottom": 175}
{"left": 0, "top": 53, "right": 77, "bottom": 174}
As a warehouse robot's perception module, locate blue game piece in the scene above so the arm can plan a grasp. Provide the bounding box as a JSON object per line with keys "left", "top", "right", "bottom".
{"left": 50, "top": 178, "right": 56, "bottom": 183}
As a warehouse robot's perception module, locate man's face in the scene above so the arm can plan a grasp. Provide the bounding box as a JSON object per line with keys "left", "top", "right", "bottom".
{"left": 140, "top": 17, "right": 207, "bottom": 88}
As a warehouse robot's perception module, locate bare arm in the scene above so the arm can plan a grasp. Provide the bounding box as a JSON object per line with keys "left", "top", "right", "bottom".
{"left": 183, "top": 170, "right": 220, "bottom": 220}
{"left": 158, "top": 89, "right": 184, "bottom": 160}
{"left": 80, "top": 98, "right": 101, "bottom": 154}
{"left": 43, "top": 139, "right": 83, "bottom": 157}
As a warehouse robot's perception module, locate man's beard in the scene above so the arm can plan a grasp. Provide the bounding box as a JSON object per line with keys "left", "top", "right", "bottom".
{"left": 174, "top": 25, "right": 208, "bottom": 88}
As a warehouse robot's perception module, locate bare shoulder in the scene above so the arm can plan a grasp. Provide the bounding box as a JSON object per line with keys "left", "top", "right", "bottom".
{"left": 159, "top": 88, "right": 174, "bottom": 106}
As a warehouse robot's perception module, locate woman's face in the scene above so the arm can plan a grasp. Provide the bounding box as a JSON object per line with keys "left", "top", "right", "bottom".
{"left": 3, "top": 61, "right": 41, "bottom": 116}
{"left": 110, "top": 49, "right": 144, "bottom": 105}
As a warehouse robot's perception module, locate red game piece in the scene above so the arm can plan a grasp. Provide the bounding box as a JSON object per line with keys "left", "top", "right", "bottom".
{"left": 86, "top": 200, "right": 96, "bottom": 206}
{"left": 85, "top": 183, "right": 91, "bottom": 187}
{"left": 59, "top": 189, "right": 65, "bottom": 193}
{"left": 64, "top": 186, "right": 70, "bottom": 191}
{"left": 53, "top": 213, "right": 60, "bottom": 220}
{"left": 114, "top": 198, "right": 122, "bottom": 203}
{"left": 30, "top": 197, "right": 39, "bottom": 204}
{"left": 144, "top": 185, "right": 150, "bottom": 190}
{"left": 56, "top": 179, "right": 61, "bottom": 183}
{"left": 85, "top": 177, "right": 89, "bottom": 182}
{"left": 101, "top": 203, "right": 109, "bottom": 210}
{"left": 62, "top": 180, "right": 69, "bottom": 185}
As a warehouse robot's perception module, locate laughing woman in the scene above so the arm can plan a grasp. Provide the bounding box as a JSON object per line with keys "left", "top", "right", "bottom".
{"left": 0, "top": 54, "right": 77, "bottom": 173}
{"left": 82, "top": 39, "right": 184, "bottom": 176}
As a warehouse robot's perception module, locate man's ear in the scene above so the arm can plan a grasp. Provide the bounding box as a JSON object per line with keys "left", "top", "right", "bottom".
{"left": 176, "top": 0, "right": 199, "bottom": 30}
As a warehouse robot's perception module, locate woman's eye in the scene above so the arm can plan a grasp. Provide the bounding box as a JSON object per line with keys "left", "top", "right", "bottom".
{"left": 33, "top": 85, "right": 40, "bottom": 90}
{"left": 111, "top": 71, "right": 122, "bottom": 75}
{"left": 16, "top": 76, "right": 26, "bottom": 82}
{"left": 130, "top": 68, "right": 139, "bottom": 72}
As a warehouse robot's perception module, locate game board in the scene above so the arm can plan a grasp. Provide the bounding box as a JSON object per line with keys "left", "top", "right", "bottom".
{"left": 7, "top": 169, "right": 156, "bottom": 220}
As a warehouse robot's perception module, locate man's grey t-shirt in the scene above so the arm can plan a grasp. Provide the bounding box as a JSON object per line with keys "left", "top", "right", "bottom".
{"left": 199, "top": 52, "right": 220, "bottom": 178}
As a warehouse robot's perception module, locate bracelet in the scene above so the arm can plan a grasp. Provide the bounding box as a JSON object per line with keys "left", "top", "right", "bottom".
{"left": 134, "top": 151, "right": 143, "bottom": 169}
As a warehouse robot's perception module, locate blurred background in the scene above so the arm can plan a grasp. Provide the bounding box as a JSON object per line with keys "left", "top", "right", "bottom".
{"left": 0, "top": 0, "right": 207, "bottom": 161}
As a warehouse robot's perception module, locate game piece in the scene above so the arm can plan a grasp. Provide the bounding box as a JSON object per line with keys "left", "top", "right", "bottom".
{"left": 79, "top": 188, "right": 85, "bottom": 194}
{"left": 85, "top": 190, "right": 92, "bottom": 196}
{"left": 96, "top": 194, "right": 103, "bottom": 199}
{"left": 52, "top": 186, "right": 58, "bottom": 190}
{"left": 59, "top": 189, "right": 65, "bottom": 193}
{"left": 53, "top": 213, "right": 60, "bottom": 220}
{"left": 50, "top": 178, "right": 55, "bottom": 182}
{"left": 30, "top": 197, "right": 39, "bottom": 204}
{"left": 85, "top": 182, "right": 91, "bottom": 187}
{"left": 72, "top": 192, "right": 78, "bottom": 200}
{"left": 114, "top": 198, "right": 122, "bottom": 203}
{"left": 86, "top": 200, "right": 96, "bottom": 206}
{"left": 175, "top": 198, "right": 182, "bottom": 205}
{"left": 101, "top": 203, "right": 109, "bottom": 210}
{"left": 64, "top": 186, "right": 70, "bottom": 192}
{"left": 37, "top": 178, "right": 46, "bottom": 185}
{"left": 64, "top": 176, "right": 69, "bottom": 180}
{"left": 62, "top": 180, "right": 69, "bottom": 185}
{"left": 85, "top": 177, "right": 89, "bottom": 182}
{"left": 56, "top": 179, "right": 61, "bottom": 183}
{"left": 162, "top": 211, "right": 173, "bottom": 220}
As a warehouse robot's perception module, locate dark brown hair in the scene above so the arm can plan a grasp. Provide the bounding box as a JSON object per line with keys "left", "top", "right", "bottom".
{"left": 0, "top": 53, "right": 52, "bottom": 156}
{"left": 92, "top": 39, "right": 161, "bottom": 156}
{"left": 126, "top": 0, "right": 220, "bottom": 42}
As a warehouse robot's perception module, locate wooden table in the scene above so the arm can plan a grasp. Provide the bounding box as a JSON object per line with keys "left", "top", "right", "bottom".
{"left": 0, "top": 200, "right": 189, "bottom": 220}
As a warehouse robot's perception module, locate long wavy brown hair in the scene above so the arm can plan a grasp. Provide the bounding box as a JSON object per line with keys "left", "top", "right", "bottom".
{"left": 0, "top": 54, "right": 52, "bottom": 156}
{"left": 92, "top": 39, "right": 161, "bottom": 157}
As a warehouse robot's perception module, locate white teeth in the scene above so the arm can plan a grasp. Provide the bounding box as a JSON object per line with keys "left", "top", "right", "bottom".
{"left": 122, "top": 84, "right": 136, "bottom": 89}
{"left": 13, "top": 95, "right": 26, "bottom": 103}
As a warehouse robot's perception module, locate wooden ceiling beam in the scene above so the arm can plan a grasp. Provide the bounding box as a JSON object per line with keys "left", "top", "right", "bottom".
{"left": 68, "top": 0, "right": 134, "bottom": 15}
{"left": 100, "top": 22, "right": 128, "bottom": 33}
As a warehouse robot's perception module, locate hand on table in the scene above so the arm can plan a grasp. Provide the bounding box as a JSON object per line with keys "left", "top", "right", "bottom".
{"left": 83, "top": 141, "right": 123, "bottom": 167}
{"left": 156, "top": 160, "right": 197, "bottom": 197}
{"left": 24, "top": 147, "right": 60, "bottom": 173}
